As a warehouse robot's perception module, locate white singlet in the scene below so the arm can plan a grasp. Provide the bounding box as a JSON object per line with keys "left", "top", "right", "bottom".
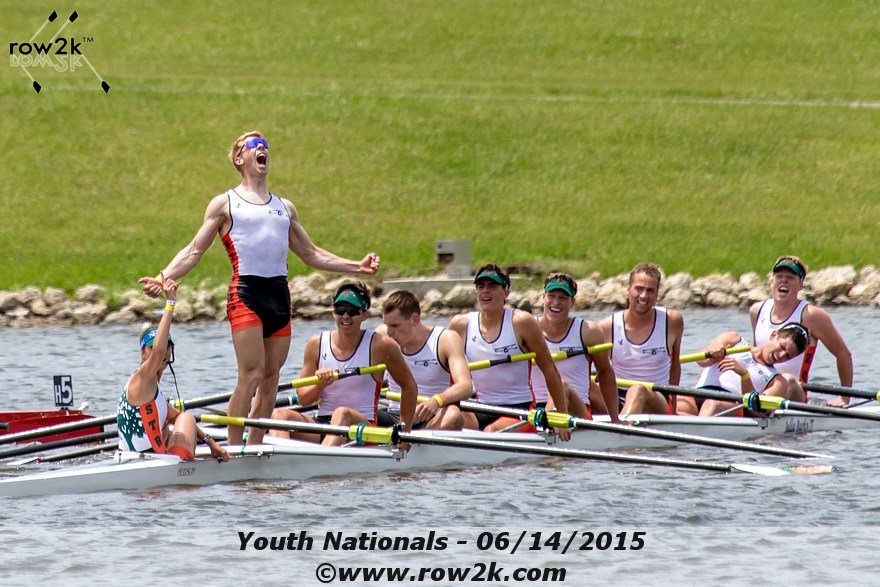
{"left": 531, "top": 317, "right": 591, "bottom": 405}
{"left": 387, "top": 326, "right": 451, "bottom": 412}
{"left": 465, "top": 309, "right": 533, "bottom": 406}
{"left": 753, "top": 299, "right": 815, "bottom": 382}
{"left": 694, "top": 337, "right": 778, "bottom": 394}
{"left": 610, "top": 308, "right": 671, "bottom": 385}
{"left": 317, "top": 330, "right": 381, "bottom": 421}
{"left": 221, "top": 190, "right": 290, "bottom": 278}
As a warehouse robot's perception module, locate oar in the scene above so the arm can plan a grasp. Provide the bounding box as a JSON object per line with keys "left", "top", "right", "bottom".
{"left": 802, "top": 382, "right": 880, "bottom": 403}
{"left": 198, "top": 415, "right": 832, "bottom": 476}
{"left": 0, "top": 430, "right": 117, "bottom": 460}
{"left": 9, "top": 442, "right": 118, "bottom": 466}
{"left": 618, "top": 378, "right": 880, "bottom": 424}
{"left": 468, "top": 342, "right": 612, "bottom": 371}
{"left": 0, "top": 415, "right": 115, "bottom": 447}
{"left": 679, "top": 345, "right": 751, "bottom": 364}
{"left": 384, "top": 392, "right": 828, "bottom": 460}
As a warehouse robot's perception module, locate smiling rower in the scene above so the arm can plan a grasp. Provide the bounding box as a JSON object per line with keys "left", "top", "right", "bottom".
{"left": 750, "top": 256, "right": 853, "bottom": 407}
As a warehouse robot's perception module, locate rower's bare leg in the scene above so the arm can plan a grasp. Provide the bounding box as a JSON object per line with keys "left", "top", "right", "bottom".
{"left": 565, "top": 385, "right": 587, "bottom": 419}
{"left": 168, "top": 411, "right": 197, "bottom": 457}
{"left": 676, "top": 396, "right": 698, "bottom": 416}
{"left": 461, "top": 412, "right": 480, "bottom": 430}
{"left": 247, "top": 335, "right": 291, "bottom": 444}
{"left": 268, "top": 408, "right": 321, "bottom": 442}
{"left": 699, "top": 399, "right": 737, "bottom": 417}
{"left": 588, "top": 381, "right": 608, "bottom": 415}
{"left": 227, "top": 326, "right": 266, "bottom": 444}
{"left": 324, "top": 407, "right": 367, "bottom": 446}
{"left": 621, "top": 385, "right": 668, "bottom": 417}
{"left": 763, "top": 374, "right": 805, "bottom": 402}
{"left": 485, "top": 416, "right": 522, "bottom": 433}
{"left": 426, "top": 405, "right": 464, "bottom": 430}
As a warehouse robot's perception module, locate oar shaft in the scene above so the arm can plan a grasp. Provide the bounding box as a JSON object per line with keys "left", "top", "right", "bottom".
{"left": 679, "top": 345, "right": 751, "bottom": 364}
{"left": 802, "top": 382, "right": 880, "bottom": 402}
{"left": 0, "top": 430, "right": 117, "bottom": 459}
{"left": 31, "top": 442, "right": 118, "bottom": 464}
{"left": 469, "top": 343, "right": 613, "bottom": 372}
{"left": 0, "top": 415, "right": 113, "bottom": 447}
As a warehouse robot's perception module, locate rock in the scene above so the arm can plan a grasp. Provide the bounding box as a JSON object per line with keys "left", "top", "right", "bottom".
{"left": 661, "top": 287, "right": 692, "bottom": 308}
{"left": 29, "top": 299, "right": 53, "bottom": 316}
{"left": 172, "top": 300, "right": 195, "bottom": 322}
{"left": 848, "top": 266, "right": 880, "bottom": 305}
{"left": 690, "top": 273, "right": 736, "bottom": 305}
{"left": 296, "top": 304, "right": 331, "bottom": 319}
{"left": 737, "top": 287, "right": 769, "bottom": 308}
{"left": 664, "top": 272, "right": 693, "bottom": 292}
{"left": 737, "top": 272, "right": 765, "bottom": 292}
{"left": 289, "top": 278, "right": 320, "bottom": 309}
{"left": 103, "top": 308, "right": 140, "bottom": 324}
{"left": 323, "top": 276, "right": 354, "bottom": 295}
{"left": 422, "top": 289, "right": 445, "bottom": 312}
{"left": 43, "top": 287, "right": 68, "bottom": 307}
{"left": 19, "top": 287, "right": 41, "bottom": 305}
{"left": 75, "top": 284, "right": 107, "bottom": 303}
{"left": 442, "top": 285, "right": 475, "bottom": 308}
{"left": 806, "top": 265, "right": 857, "bottom": 305}
{"left": 71, "top": 302, "right": 108, "bottom": 325}
{"left": 0, "top": 291, "right": 23, "bottom": 312}
{"left": 573, "top": 277, "right": 600, "bottom": 310}
{"left": 706, "top": 290, "right": 739, "bottom": 307}
{"left": 594, "top": 275, "right": 628, "bottom": 308}
{"left": 6, "top": 306, "right": 30, "bottom": 319}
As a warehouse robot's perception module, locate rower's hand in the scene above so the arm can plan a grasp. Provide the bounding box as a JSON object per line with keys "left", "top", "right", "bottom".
{"left": 706, "top": 345, "right": 727, "bottom": 361}
{"left": 555, "top": 427, "right": 572, "bottom": 441}
{"left": 139, "top": 275, "right": 163, "bottom": 298}
{"left": 211, "top": 444, "right": 230, "bottom": 463}
{"left": 396, "top": 441, "right": 412, "bottom": 453}
{"left": 314, "top": 368, "right": 336, "bottom": 385}
{"left": 717, "top": 357, "right": 745, "bottom": 376}
{"left": 356, "top": 253, "right": 380, "bottom": 274}
{"left": 414, "top": 397, "right": 441, "bottom": 423}
{"left": 163, "top": 278, "right": 178, "bottom": 301}
{"left": 826, "top": 396, "right": 850, "bottom": 408}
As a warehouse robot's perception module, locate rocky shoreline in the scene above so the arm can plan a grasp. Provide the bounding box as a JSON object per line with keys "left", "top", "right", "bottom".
{"left": 0, "top": 265, "right": 876, "bottom": 328}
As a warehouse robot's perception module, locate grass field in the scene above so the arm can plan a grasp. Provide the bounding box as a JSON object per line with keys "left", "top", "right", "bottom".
{"left": 2, "top": 1, "right": 880, "bottom": 292}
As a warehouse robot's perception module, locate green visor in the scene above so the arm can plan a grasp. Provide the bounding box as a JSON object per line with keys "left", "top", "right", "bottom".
{"left": 333, "top": 288, "right": 368, "bottom": 309}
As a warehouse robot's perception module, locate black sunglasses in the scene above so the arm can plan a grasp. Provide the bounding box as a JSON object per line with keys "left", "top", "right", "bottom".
{"left": 333, "top": 304, "right": 363, "bottom": 317}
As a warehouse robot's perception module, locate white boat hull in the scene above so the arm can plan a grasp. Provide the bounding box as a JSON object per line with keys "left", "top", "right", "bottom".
{"left": 1, "top": 406, "right": 876, "bottom": 497}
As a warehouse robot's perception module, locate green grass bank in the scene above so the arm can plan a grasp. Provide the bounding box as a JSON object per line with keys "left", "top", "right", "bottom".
{"left": 2, "top": 1, "right": 880, "bottom": 293}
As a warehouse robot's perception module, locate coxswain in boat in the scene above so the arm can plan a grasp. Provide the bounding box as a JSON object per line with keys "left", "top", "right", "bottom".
{"left": 598, "top": 262, "right": 684, "bottom": 417}
{"left": 750, "top": 256, "right": 853, "bottom": 407}
{"left": 376, "top": 290, "right": 472, "bottom": 429}
{"left": 117, "top": 279, "right": 229, "bottom": 462}
{"left": 679, "top": 323, "right": 810, "bottom": 417}
{"left": 448, "top": 264, "right": 571, "bottom": 440}
{"left": 532, "top": 272, "right": 620, "bottom": 423}
{"left": 269, "top": 282, "right": 418, "bottom": 448}
{"left": 139, "top": 131, "right": 380, "bottom": 446}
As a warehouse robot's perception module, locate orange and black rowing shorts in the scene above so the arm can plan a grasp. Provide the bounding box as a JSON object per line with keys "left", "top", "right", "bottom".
{"left": 227, "top": 275, "right": 291, "bottom": 338}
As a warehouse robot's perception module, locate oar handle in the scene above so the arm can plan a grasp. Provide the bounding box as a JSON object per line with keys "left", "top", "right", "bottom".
{"left": 679, "top": 345, "right": 751, "bottom": 364}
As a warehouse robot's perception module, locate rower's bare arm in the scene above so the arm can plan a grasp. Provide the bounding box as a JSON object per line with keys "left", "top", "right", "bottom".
{"left": 378, "top": 335, "right": 418, "bottom": 432}
{"left": 437, "top": 329, "right": 473, "bottom": 404}
{"left": 805, "top": 306, "right": 854, "bottom": 387}
{"left": 140, "top": 197, "right": 227, "bottom": 299}
{"left": 284, "top": 200, "right": 379, "bottom": 274}
{"left": 698, "top": 331, "right": 741, "bottom": 366}
{"left": 446, "top": 314, "right": 468, "bottom": 341}
{"left": 748, "top": 302, "right": 761, "bottom": 342}
{"left": 516, "top": 311, "right": 567, "bottom": 413}
{"left": 667, "top": 310, "right": 684, "bottom": 386}
{"left": 584, "top": 321, "right": 619, "bottom": 423}
{"left": 295, "top": 336, "right": 326, "bottom": 406}
{"left": 597, "top": 315, "right": 613, "bottom": 343}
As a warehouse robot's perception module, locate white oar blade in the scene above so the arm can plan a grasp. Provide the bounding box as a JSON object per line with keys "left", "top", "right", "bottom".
{"left": 731, "top": 463, "right": 834, "bottom": 476}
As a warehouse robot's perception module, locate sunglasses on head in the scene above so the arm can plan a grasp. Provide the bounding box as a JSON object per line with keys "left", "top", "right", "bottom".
{"left": 237, "top": 137, "right": 269, "bottom": 157}
{"left": 333, "top": 304, "right": 363, "bottom": 317}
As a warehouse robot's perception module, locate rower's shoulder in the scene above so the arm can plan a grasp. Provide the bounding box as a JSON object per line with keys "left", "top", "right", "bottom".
{"left": 447, "top": 312, "right": 469, "bottom": 332}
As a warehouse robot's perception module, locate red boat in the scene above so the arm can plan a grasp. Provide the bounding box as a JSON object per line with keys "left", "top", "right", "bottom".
{"left": 0, "top": 408, "right": 102, "bottom": 443}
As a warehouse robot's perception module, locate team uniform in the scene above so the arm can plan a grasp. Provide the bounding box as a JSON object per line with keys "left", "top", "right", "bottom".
{"left": 695, "top": 336, "right": 779, "bottom": 395}
{"left": 315, "top": 329, "right": 382, "bottom": 424}
{"left": 379, "top": 326, "right": 452, "bottom": 428}
{"left": 610, "top": 307, "right": 675, "bottom": 413}
{"left": 531, "top": 316, "right": 592, "bottom": 414}
{"left": 221, "top": 189, "right": 292, "bottom": 338}
{"left": 465, "top": 309, "right": 534, "bottom": 429}
{"left": 116, "top": 381, "right": 193, "bottom": 458}
{"left": 753, "top": 299, "right": 816, "bottom": 384}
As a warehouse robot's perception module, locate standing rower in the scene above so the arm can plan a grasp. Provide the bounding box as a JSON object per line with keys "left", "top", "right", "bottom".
{"left": 598, "top": 262, "right": 684, "bottom": 417}
{"left": 750, "top": 256, "right": 853, "bottom": 406}
{"left": 377, "top": 290, "right": 472, "bottom": 430}
{"left": 448, "top": 264, "right": 570, "bottom": 439}
{"left": 531, "top": 272, "right": 620, "bottom": 423}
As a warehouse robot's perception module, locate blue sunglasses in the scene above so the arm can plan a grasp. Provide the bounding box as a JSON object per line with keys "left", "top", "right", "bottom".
{"left": 237, "top": 137, "right": 269, "bottom": 157}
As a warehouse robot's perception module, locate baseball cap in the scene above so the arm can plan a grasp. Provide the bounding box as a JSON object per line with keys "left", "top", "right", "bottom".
{"left": 333, "top": 287, "right": 369, "bottom": 309}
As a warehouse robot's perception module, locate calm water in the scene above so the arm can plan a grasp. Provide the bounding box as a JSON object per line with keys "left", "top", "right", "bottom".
{"left": 1, "top": 308, "right": 879, "bottom": 586}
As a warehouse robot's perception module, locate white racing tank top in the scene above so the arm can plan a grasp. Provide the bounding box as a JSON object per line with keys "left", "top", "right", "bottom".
{"left": 694, "top": 336, "right": 778, "bottom": 394}
{"left": 317, "top": 329, "right": 380, "bottom": 421}
{"left": 531, "top": 317, "right": 592, "bottom": 404}
{"left": 387, "top": 326, "right": 451, "bottom": 412}
{"left": 465, "top": 309, "right": 533, "bottom": 406}
{"left": 753, "top": 299, "right": 815, "bottom": 382}
{"left": 610, "top": 308, "right": 671, "bottom": 384}
{"left": 117, "top": 381, "right": 169, "bottom": 452}
{"left": 221, "top": 190, "right": 290, "bottom": 278}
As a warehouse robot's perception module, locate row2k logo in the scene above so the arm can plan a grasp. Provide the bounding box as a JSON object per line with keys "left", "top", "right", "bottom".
{"left": 9, "top": 10, "right": 110, "bottom": 94}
